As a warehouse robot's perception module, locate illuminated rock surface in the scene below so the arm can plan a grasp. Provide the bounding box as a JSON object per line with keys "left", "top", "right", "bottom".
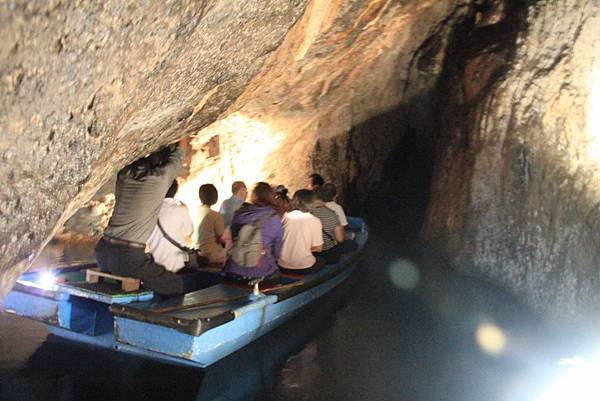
{"left": 423, "top": 0, "right": 600, "bottom": 317}
{"left": 1, "top": 0, "right": 599, "bottom": 319}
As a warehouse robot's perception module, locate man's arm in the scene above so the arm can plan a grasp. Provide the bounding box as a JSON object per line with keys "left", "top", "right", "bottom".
{"left": 334, "top": 225, "right": 345, "bottom": 243}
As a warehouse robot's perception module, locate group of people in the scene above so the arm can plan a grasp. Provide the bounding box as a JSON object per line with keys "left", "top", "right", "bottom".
{"left": 95, "top": 140, "right": 357, "bottom": 296}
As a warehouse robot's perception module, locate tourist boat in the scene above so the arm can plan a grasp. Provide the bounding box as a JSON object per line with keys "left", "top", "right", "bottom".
{"left": 3, "top": 218, "right": 368, "bottom": 368}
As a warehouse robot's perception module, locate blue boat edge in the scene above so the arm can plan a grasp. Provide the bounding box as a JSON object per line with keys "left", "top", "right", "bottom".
{"left": 3, "top": 218, "right": 369, "bottom": 369}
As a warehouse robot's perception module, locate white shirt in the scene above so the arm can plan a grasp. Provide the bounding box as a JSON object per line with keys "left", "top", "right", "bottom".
{"left": 325, "top": 201, "right": 348, "bottom": 226}
{"left": 147, "top": 198, "right": 193, "bottom": 272}
{"left": 278, "top": 210, "right": 323, "bottom": 269}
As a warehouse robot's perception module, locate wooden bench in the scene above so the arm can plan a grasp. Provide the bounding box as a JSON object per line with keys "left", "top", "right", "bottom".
{"left": 86, "top": 268, "right": 141, "bottom": 292}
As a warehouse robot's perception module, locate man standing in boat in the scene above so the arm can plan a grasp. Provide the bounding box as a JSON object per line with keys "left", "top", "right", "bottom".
{"left": 95, "top": 138, "right": 189, "bottom": 296}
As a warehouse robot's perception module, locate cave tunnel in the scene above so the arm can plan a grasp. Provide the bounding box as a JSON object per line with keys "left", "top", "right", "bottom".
{"left": 2, "top": 0, "right": 600, "bottom": 400}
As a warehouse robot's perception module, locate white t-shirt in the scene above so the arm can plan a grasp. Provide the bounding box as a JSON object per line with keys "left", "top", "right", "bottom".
{"left": 325, "top": 201, "right": 348, "bottom": 226}
{"left": 278, "top": 210, "right": 323, "bottom": 269}
{"left": 147, "top": 198, "right": 193, "bottom": 272}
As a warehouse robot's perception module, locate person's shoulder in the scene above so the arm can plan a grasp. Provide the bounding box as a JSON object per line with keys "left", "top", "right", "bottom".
{"left": 316, "top": 205, "right": 336, "bottom": 218}
{"left": 326, "top": 201, "right": 343, "bottom": 211}
{"left": 265, "top": 209, "right": 281, "bottom": 222}
{"left": 174, "top": 199, "right": 188, "bottom": 209}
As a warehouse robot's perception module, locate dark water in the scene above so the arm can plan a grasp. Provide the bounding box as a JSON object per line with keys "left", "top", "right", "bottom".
{"left": 1, "top": 226, "right": 593, "bottom": 401}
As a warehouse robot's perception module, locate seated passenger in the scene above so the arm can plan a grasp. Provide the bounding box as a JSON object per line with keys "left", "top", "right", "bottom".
{"left": 320, "top": 183, "right": 348, "bottom": 227}
{"left": 312, "top": 187, "right": 358, "bottom": 264}
{"left": 196, "top": 184, "right": 226, "bottom": 265}
{"left": 307, "top": 173, "right": 324, "bottom": 191}
{"left": 219, "top": 181, "right": 247, "bottom": 228}
{"left": 223, "top": 182, "right": 283, "bottom": 283}
{"left": 278, "top": 189, "right": 325, "bottom": 274}
{"left": 274, "top": 184, "right": 290, "bottom": 216}
{"left": 95, "top": 140, "right": 188, "bottom": 296}
{"left": 147, "top": 180, "right": 193, "bottom": 273}
{"left": 310, "top": 187, "right": 344, "bottom": 264}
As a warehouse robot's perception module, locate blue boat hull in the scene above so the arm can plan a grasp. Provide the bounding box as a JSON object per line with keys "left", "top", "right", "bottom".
{"left": 4, "top": 217, "right": 367, "bottom": 368}
{"left": 114, "top": 264, "right": 355, "bottom": 367}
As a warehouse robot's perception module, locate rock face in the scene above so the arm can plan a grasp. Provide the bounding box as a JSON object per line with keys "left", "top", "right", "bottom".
{"left": 423, "top": 0, "right": 600, "bottom": 317}
{"left": 178, "top": 0, "right": 469, "bottom": 223}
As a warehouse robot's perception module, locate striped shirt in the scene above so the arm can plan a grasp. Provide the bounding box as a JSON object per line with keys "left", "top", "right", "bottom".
{"left": 311, "top": 204, "right": 340, "bottom": 250}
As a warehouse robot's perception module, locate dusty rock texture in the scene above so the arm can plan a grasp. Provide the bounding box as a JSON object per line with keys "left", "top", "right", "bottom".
{"left": 423, "top": 0, "right": 600, "bottom": 317}
{"left": 179, "top": 0, "right": 470, "bottom": 222}
{"left": 0, "top": 0, "right": 308, "bottom": 295}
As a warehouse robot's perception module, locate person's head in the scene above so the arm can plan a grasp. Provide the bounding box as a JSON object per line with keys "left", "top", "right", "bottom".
{"left": 274, "top": 185, "right": 289, "bottom": 201}
{"left": 250, "top": 182, "right": 275, "bottom": 207}
{"left": 231, "top": 181, "right": 247, "bottom": 200}
{"left": 308, "top": 173, "right": 324, "bottom": 190}
{"left": 125, "top": 144, "right": 178, "bottom": 180}
{"left": 165, "top": 180, "right": 179, "bottom": 199}
{"left": 316, "top": 182, "right": 336, "bottom": 202}
{"left": 290, "top": 189, "right": 316, "bottom": 213}
{"left": 198, "top": 184, "right": 218, "bottom": 206}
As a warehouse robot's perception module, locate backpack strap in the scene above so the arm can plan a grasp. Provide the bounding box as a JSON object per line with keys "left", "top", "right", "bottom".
{"left": 157, "top": 219, "right": 186, "bottom": 251}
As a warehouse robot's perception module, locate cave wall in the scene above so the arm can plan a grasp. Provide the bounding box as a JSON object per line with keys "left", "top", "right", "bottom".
{"left": 0, "top": 0, "right": 308, "bottom": 295}
{"left": 423, "top": 0, "right": 600, "bottom": 317}
{"left": 178, "top": 0, "right": 469, "bottom": 222}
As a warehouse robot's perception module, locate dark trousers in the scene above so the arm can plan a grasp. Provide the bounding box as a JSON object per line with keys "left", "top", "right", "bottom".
{"left": 280, "top": 256, "right": 326, "bottom": 275}
{"left": 314, "top": 240, "right": 358, "bottom": 265}
{"left": 95, "top": 238, "right": 184, "bottom": 296}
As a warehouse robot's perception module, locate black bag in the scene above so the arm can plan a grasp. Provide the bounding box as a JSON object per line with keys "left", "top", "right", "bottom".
{"left": 183, "top": 247, "right": 209, "bottom": 269}
{"left": 157, "top": 220, "right": 208, "bottom": 269}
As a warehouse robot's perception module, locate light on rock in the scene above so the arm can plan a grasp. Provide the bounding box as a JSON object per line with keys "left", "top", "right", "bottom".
{"left": 587, "top": 66, "right": 600, "bottom": 161}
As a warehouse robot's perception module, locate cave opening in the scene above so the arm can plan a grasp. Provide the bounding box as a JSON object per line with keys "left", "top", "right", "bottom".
{"left": 340, "top": 106, "right": 436, "bottom": 245}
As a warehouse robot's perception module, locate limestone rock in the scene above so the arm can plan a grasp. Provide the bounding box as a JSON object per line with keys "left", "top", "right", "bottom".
{"left": 423, "top": 0, "right": 600, "bottom": 317}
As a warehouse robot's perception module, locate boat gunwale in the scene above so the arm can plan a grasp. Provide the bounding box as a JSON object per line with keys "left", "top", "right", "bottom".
{"left": 109, "top": 226, "right": 368, "bottom": 337}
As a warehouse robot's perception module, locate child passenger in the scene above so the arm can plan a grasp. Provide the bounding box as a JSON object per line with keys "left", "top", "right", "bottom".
{"left": 278, "top": 189, "right": 326, "bottom": 274}
{"left": 196, "top": 184, "right": 226, "bottom": 264}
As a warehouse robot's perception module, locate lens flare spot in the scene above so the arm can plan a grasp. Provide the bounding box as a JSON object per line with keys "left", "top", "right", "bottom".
{"left": 388, "top": 259, "right": 420, "bottom": 291}
{"left": 38, "top": 272, "right": 57, "bottom": 289}
{"left": 476, "top": 322, "right": 506, "bottom": 355}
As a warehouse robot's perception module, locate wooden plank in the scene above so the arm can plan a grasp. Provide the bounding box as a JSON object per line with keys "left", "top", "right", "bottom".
{"left": 85, "top": 268, "right": 140, "bottom": 292}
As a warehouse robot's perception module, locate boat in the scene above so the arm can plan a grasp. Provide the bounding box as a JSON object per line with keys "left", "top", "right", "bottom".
{"left": 3, "top": 217, "right": 368, "bottom": 368}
